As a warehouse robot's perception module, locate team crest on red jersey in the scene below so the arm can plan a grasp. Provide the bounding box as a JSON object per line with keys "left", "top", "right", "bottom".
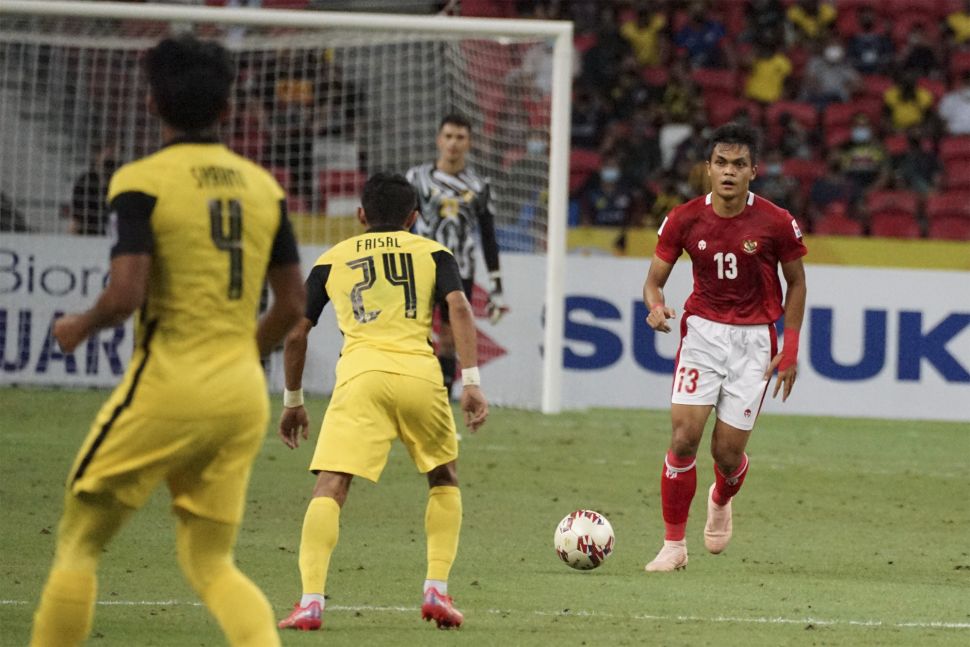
{"left": 742, "top": 239, "right": 758, "bottom": 254}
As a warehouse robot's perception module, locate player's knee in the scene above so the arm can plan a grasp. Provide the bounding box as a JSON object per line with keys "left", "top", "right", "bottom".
{"left": 427, "top": 462, "right": 458, "bottom": 488}
{"left": 177, "top": 543, "right": 234, "bottom": 594}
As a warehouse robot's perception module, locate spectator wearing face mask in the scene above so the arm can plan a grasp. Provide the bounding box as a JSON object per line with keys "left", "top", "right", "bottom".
{"left": 840, "top": 113, "right": 890, "bottom": 202}
{"left": 752, "top": 150, "right": 802, "bottom": 213}
{"left": 579, "top": 157, "right": 638, "bottom": 227}
{"left": 801, "top": 39, "right": 860, "bottom": 110}
{"left": 884, "top": 71, "right": 935, "bottom": 131}
{"left": 938, "top": 71, "right": 970, "bottom": 135}
{"left": 846, "top": 8, "right": 894, "bottom": 75}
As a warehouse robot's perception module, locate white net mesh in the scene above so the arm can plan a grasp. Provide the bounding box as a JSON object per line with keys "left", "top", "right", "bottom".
{"left": 0, "top": 10, "right": 552, "bottom": 252}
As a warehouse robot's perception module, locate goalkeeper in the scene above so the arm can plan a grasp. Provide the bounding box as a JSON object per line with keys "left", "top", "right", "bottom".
{"left": 406, "top": 113, "right": 507, "bottom": 395}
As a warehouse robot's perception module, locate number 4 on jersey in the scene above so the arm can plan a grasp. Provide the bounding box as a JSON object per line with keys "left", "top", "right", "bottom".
{"left": 209, "top": 199, "right": 243, "bottom": 299}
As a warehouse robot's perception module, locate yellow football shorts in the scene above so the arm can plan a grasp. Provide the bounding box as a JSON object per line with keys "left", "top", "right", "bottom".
{"left": 310, "top": 370, "right": 458, "bottom": 482}
{"left": 68, "top": 393, "right": 268, "bottom": 525}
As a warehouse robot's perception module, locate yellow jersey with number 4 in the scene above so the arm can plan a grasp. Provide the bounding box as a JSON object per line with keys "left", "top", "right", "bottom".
{"left": 304, "top": 227, "right": 463, "bottom": 387}
{"left": 106, "top": 138, "right": 298, "bottom": 417}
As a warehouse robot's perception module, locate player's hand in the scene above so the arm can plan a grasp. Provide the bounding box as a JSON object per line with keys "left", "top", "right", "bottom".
{"left": 765, "top": 353, "right": 798, "bottom": 402}
{"left": 645, "top": 305, "right": 675, "bottom": 333}
{"left": 278, "top": 405, "right": 310, "bottom": 449}
{"left": 460, "top": 385, "right": 489, "bottom": 432}
{"left": 53, "top": 313, "right": 90, "bottom": 353}
{"left": 487, "top": 292, "right": 509, "bottom": 324}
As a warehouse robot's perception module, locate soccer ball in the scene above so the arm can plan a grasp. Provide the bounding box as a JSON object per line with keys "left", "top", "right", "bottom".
{"left": 553, "top": 509, "right": 615, "bottom": 570}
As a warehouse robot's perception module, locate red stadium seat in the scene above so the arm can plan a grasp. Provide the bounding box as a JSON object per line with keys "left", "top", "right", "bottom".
{"left": 641, "top": 66, "right": 669, "bottom": 86}
{"left": 706, "top": 96, "right": 763, "bottom": 127}
{"left": 951, "top": 51, "right": 970, "bottom": 82}
{"left": 814, "top": 210, "right": 864, "bottom": 236}
{"left": 883, "top": 133, "right": 909, "bottom": 157}
{"left": 574, "top": 32, "right": 598, "bottom": 54}
{"left": 928, "top": 216, "right": 970, "bottom": 240}
{"left": 691, "top": 68, "right": 738, "bottom": 95}
{"left": 825, "top": 126, "right": 852, "bottom": 149}
{"left": 319, "top": 170, "right": 366, "bottom": 197}
{"left": 940, "top": 137, "right": 970, "bottom": 164}
{"left": 783, "top": 158, "right": 827, "bottom": 197}
{"left": 860, "top": 75, "right": 894, "bottom": 101}
{"left": 765, "top": 101, "right": 818, "bottom": 143}
{"left": 890, "top": 15, "right": 941, "bottom": 48}
{"left": 943, "top": 160, "right": 970, "bottom": 191}
{"left": 925, "top": 191, "right": 970, "bottom": 221}
{"left": 866, "top": 190, "right": 920, "bottom": 215}
{"left": 569, "top": 148, "right": 601, "bottom": 195}
{"left": 823, "top": 99, "right": 883, "bottom": 131}
{"left": 917, "top": 78, "right": 947, "bottom": 103}
{"left": 869, "top": 211, "right": 922, "bottom": 238}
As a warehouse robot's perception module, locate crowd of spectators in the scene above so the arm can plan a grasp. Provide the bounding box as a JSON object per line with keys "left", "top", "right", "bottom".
{"left": 466, "top": 0, "right": 970, "bottom": 241}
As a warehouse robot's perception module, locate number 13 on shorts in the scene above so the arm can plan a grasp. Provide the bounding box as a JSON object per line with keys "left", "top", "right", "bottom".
{"left": 675, "top": 366, "right": 699, "bottom": 394}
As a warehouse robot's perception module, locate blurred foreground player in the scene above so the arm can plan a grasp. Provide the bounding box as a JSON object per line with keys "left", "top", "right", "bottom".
{"left": 642, "top": 123, "right": 807, "bottom": 571}
{"left": 30, "top": 35, "right": 305, "bottom": 646}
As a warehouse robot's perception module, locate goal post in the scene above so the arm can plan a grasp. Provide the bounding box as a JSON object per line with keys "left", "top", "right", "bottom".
{"left": 0, "top": 0, "right": 571, "bottom": 413}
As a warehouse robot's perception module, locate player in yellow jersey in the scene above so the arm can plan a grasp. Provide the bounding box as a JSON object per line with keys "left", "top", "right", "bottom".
{"left": 276, "top": 172, "right": 488, "bottom": 632}
{"left": 30, "top": 36, "right": 305, "bottom": 647}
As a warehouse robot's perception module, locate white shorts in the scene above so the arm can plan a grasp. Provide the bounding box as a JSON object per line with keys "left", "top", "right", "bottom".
{"left": 671, "top": 315, "right": 777, "bottom": 431}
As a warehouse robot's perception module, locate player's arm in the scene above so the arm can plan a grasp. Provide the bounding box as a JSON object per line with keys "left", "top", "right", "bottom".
{"left": 278, "top": 263, "right": 330, "bottom": 449}
{"left": 256, "top": 201, "right": 305, "bottom": 358}
{"left": 54, "top": 191, "right": 154, "bottom": 353}
{"left": 434, "top": 250, "right": 488, "bottom": 432}
{"left": 766, "top": 257, "right": 807, "bottom": 401}
{"left": 478, "top": 185, "right": 508, "bottom": 324}
{"left": 643, "top": 255, "right": 676, "bottom": 334}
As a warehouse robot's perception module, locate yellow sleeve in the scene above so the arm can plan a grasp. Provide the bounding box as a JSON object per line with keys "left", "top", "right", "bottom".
{"left": 107, "top": 161, "right": 158, "bottom": 203}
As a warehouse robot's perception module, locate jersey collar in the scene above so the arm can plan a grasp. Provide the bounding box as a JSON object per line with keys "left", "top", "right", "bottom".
{"left": 705, "top": 192, "right": 755, "bottom": 206}
{"left": 163, "top": 134, "right": 221, "bottom": 148}
{"left": 366, "top": 225, "right": 406, "bottom": 233}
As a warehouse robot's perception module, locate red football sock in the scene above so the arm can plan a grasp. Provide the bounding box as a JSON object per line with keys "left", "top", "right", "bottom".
{"left": 713, "top": 453, "right": 749, "bottom": 506}
{"left": 660, "top": 451, "right": 697, "bottom": 541}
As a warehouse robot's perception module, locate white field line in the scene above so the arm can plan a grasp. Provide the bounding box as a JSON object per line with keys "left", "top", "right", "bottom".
{"left": 2, "top": 599, "right": 969, "bottom": 630}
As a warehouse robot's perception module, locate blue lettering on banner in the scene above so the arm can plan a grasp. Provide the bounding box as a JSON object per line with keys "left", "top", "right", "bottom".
{"left": 0, "top": 308, "right": 126, "bottom": 377}
{"left": 563, "top": 296, "right": 622, "bottom": 369}
{"left": 631, "top": 301, "right": 676, "bottom": 373}
{"left": 810, "top": 308, "right": 887, "bottom": 381}
{"left": 0, "top": 249, "right": 108, "bottom": 297}
{"left": 897, "top": 312, "right": 970, "bottom": 382}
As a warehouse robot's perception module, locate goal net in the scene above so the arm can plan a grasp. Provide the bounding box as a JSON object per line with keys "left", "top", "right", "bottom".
{"left": 0, "top": 1, "right": 571, "bottom": 412}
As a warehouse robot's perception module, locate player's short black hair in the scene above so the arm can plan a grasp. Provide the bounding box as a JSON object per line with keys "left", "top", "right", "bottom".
{"left": 144, "top": 35, "right": 234, "bottom": 132}
{"left": 361, "top": 172, "right": 417, "bottom": 227}
{"left": 708, "top": 122, "right": 762, "bottom": 165}
{"left": 439, "top": 112, "right": 472, "bottom": 132}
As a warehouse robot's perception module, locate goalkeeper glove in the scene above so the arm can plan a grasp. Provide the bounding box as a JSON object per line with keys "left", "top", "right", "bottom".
{"left": 487, "top": 271, "right": 509, "bottom": 324}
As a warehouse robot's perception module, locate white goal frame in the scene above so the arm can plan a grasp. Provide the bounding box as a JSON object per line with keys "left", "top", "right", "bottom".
{"left": 0, "top": 0, "right": 572, "bottom": 413}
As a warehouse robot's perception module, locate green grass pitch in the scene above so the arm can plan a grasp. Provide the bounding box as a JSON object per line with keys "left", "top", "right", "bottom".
{"left": 1, "top": 388, "right": 968, "bottom": 646}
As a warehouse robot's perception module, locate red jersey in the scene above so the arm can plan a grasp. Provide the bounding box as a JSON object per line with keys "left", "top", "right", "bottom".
{"left": 654, "top": 192, "right": 807, "bottom": 325}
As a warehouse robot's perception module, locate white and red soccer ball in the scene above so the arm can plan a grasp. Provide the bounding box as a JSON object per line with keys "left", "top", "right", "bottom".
{"left": 553, "top": 509, "right": 615, "bottom": 570}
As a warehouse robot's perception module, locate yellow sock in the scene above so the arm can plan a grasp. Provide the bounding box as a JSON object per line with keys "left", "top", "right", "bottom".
{"left": 30, "top": 568, "right": 97, "bottom": 647}
{"left": 299, "top": 496, "right": 341, "bottom": 595}
{"left": 425, "top": 486, "right": 462, "bottom": 581}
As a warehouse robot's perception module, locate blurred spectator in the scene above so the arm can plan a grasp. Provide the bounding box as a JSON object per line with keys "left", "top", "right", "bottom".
{"left": 571, "top": 86, "right": 608, "bottom": 149}
{"left": 800, "top": 39, "right": 860, "bottom": 109}
{"left": 938, "top": 71, "right": 970, "bottom": 135}
{"left": 752, "top": 150, "right": 802, "bottom": 212}
{"left": 579, "top": 157, "right": 638, "bottom": 226}
{"left": 580, "top": 5, "right": 631, "bottom": 91}
{"left": 945, "top": 0, "right": 970, "bottom": 46}
{"left": 846, "top": 8, "right": 894, "bottom": 75}
{"left": 671, "top": 118, "right": 710, "bottom": 170}
{"left": 618, "top": 110, "right": 663, "bottom": 184}
{"left": 744, "top": 0, "right": 786, "bottom": 50}
{"left": 501, "top": 129, "right": 549, "bottom": 240}
{"left": 641, "top": 171, "right": 686, "bottom": 229}
{"left": 894, "top": 129, "right": 941, "bottom": 194}
{"left": 744, "top": 43, "right": 793, "bottom": 104}
{"left": 840, "top": 112, "right": 890, "bottom": 201}
{"left": 777, "top": 111, "right": 814, "bottom": 158}
{"left": 884, "top": 71, "right": 935, "bottom": 131}
{"left": 786, "top": 0, "right": 836, "bottom": 44}
{"left": 71, "top": 144, "right": 118, "bottom": 236}
{"left": 0, "top": 192, "right": 28, "bottom": 233}
{"left": 809, "top": 152, "right": 854, "bottom": 221}
{"left": 620, "top": 5, "right": 668, "bottom": 68}
{"left": 661, "top": 59, "right": 703, "bottom": 124}
{"left": 674, "top": 2, "right": 731, "bottom": 69}
{"left": 898, "top": 24, "right": 941, "bottom": 78}
{"left": 610, "top": 57, "right": 655, "bottom": 119}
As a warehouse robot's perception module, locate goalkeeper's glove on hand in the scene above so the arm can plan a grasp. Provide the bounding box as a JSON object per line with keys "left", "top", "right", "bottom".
{"left": 487, "top": 272, "right": 509, "bottom": 324}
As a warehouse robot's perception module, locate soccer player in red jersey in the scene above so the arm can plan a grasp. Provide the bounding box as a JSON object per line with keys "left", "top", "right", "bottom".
{"left": 642, "top": 123, "right": 807, "bottom": 571}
